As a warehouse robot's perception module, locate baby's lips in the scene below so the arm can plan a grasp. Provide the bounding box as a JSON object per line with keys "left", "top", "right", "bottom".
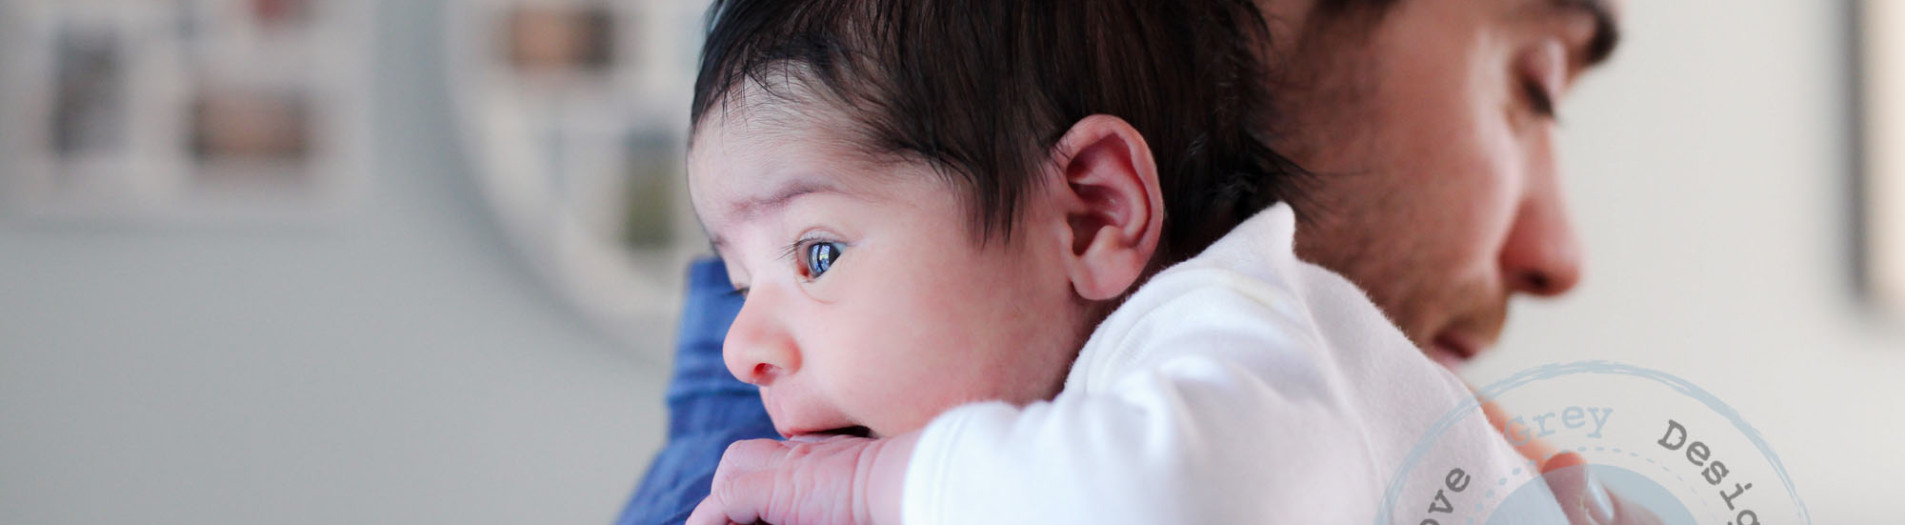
{"left": 786, "top": 433, "right": 849, "bottom": 443}
{"left": 760, "top": 385, "right": 856, "bottom": 439}
{"left": 781, "top": 424, "right": 874, "bottom": 442}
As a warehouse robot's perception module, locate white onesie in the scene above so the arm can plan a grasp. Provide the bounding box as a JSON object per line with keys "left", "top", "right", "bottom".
{"left": 901, "top": 203, "right": 1567, "bottom": 524}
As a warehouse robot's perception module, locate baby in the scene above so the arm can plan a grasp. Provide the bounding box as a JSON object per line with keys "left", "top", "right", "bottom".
{"left": 681, "top": 0, "right": 1575, "bottom": 523}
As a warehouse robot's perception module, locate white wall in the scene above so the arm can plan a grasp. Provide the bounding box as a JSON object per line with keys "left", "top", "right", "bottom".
{"left": 1472, "top": 0, "right": 1904, "bottom": 522}
{"left": 0, "top": 1, "right": 671, "bottom": 523}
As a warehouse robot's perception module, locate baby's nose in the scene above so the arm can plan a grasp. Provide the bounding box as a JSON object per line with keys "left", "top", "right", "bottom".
{"left": 722, "top": 289, "right": 800, "bottom": 386}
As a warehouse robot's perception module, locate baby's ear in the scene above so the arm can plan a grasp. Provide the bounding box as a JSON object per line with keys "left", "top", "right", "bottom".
{"left": 1046, "top": 115, "right": 1165, "bottom": 301}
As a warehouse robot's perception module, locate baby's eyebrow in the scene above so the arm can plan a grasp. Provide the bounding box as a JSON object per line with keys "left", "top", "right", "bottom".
{"left": 708, "top": 177, "right": 843, "bottom": 252}
{"left": 731, "top": 179, "right": 841, "bottom": 220}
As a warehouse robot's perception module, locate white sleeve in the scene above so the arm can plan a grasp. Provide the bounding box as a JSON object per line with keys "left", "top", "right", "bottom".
{"left": 900, "top": 278, "right": 1385, "bottom": 524}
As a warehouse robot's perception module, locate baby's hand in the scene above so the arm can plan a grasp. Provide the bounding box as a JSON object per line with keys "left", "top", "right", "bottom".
{"left": 1541, "top": 452, "right": 1665, "bottom": 525}
{"left": 1483, "top": 389, "right": 1662, "bottom": 525}
{"left": 688, "top": 433, "right": 916, "bottom": 525}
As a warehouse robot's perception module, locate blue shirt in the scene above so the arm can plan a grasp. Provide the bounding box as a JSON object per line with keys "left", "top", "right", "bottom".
{"left": 616, "top": 259, "right": 778, "bottom": 525}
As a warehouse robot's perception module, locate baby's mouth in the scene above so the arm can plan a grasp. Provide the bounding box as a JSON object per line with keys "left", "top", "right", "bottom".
{"left": 787, "top": 425, "right": 874, "bottom": 442}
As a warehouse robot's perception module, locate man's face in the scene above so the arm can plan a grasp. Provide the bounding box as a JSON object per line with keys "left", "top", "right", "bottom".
{"left": 1268, "top": 0, "right": 1621, "bottom": 368}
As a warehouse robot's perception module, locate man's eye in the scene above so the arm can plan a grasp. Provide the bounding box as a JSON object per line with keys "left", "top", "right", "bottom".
{"left": 804, "top": 242, "right": 845, "bottom": 278}
{"left": 1523, "top": 79, "right": 1559, "bottom": 120}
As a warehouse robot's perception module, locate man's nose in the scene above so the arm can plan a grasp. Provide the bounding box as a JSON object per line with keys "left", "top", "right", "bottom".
{"left": 1499, "top": 173, "right": 1584, "bottom": 298}
{"left": 723, "top": 287, "right": 800, "bottom": 386}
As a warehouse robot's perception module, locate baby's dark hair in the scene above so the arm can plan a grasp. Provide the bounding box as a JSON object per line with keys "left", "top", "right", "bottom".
{"left": 691, "top": 0, "right": 1307, "bottom": 264}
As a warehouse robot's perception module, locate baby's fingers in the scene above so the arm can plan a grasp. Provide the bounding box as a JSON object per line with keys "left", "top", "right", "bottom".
{"left": 696, "top": 436, "right": 877, "bottom": 525}
{"left": 1541, "top": 452, "right": 1665, "bottom": 525}
{"left": 693, "top": 439, "right": 793, "bottom": 525}
{"left": 684, "top": 494, "right": 744, "bottom": 525}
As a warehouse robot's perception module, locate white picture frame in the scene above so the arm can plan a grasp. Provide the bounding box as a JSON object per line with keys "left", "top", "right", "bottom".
{"left": 445, "top": 0, "right": 714, "bottom": 355}
{"left": 0, "top": 0, "right": 371, "bottom": 224}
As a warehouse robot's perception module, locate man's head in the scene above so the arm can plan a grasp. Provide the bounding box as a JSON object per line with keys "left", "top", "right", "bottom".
{"left": 689, "top": 0, "right": 1298, "bottom": 438}
{"left": 1258, "top": 0, "right": 1622, "bottom": 367}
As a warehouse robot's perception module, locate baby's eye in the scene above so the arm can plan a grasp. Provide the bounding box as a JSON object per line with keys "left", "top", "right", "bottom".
{"left": 804, "top": 241, "right": 845, "bottom": 279}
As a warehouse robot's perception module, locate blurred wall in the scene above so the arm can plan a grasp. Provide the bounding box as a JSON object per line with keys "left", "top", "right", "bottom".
{"left": 1474, "top": 0, "right": 1904, "bottom": 522}
{"left": 0, "top": 1, "right": 669, "bottom": 524}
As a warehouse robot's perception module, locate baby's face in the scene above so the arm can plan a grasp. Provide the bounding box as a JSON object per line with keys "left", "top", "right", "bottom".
{"left": 689, "top": 109, "right": 1090, "bottom": 439}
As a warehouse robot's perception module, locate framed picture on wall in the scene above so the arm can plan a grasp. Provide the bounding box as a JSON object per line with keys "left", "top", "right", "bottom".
{"left": 0, "top": 0, "right": 370, "bottom": 223}
{"left": 1861, "top": 1, "right": 1905, "bottom": 311}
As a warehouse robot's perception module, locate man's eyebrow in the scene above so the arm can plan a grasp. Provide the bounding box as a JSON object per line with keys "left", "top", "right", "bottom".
{"left": 706, "top": 178, "right": 841, "bottom": 252}
{"left": 1551, "top": 0, "right": 1621, "bottom": 68}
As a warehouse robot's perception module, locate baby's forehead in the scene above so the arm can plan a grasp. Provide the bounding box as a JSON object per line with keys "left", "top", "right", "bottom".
{"left": 691, "top": 94, "right": 869, "bottom": 163}
{"left": 692, "top": 116, "right": 864, "bottom": 190}
{"left": 693, "top": 77, "right": 863, "bottom": 141}
{"left": 687, "top": 109, "right": 931, "bottom": 223}
{"left": 688, "top": 97, "right": 923, "bottom": 190}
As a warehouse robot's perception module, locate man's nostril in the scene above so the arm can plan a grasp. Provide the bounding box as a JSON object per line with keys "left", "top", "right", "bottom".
{"left": 1526, "top": 273, "right": 1552, "bottom": 294}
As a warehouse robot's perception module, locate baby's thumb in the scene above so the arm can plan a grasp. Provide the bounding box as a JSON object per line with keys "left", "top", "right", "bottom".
{"left": 1540, "top": 452, "right": 1665, "bottom": 525}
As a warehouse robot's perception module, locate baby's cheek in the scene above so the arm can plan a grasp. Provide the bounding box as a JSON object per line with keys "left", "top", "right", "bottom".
{"left": 822, "top": 261, "right": 1047, "bottom": 435}
{"left": 837, "top": 339, "right": 991, "bottom": 437}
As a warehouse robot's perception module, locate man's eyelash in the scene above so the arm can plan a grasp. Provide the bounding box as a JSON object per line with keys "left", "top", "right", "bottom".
{"left": 1524, "top": 79, "right": 1560, "bottom": 121}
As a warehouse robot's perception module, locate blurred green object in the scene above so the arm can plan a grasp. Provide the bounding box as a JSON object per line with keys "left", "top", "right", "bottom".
{"left": 623, "top": 131, "right": 679, "bottom": 249}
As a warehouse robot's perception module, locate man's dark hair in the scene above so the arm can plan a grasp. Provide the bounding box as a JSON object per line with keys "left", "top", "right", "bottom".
{"left": 1314, "top": 0, "right": 1401, "bottom": 17}
{"left": 690, "top": 0, "right": 1308, "bottom": 265}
